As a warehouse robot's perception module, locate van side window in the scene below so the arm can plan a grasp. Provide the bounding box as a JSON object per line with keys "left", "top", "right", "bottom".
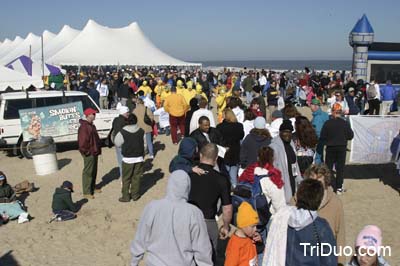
{"left": 35, "top": 97, "right": 63, "bottom": 108}
{"left": 4, "top": 99, "right": 33, "bottom": 119}
{"left": 66, "top": 96, "right": 99, "bottom": 111}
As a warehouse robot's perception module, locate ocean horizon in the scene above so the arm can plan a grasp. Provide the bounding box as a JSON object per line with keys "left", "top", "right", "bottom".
{"left": 197, "top": 60, "right": 352, "bottom": 71}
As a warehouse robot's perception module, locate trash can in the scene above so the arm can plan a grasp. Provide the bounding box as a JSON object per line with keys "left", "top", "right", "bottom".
{"left": 31, "top": 136, "right": 58, "bottom": 176}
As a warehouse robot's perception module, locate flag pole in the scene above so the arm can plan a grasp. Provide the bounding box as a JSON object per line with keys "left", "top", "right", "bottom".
{"left": 41, "top": 35, "right": 45, "bottom": 78}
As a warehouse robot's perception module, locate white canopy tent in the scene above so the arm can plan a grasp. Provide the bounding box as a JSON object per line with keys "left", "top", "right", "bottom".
{"left": 0, "top": 36, "right": 24, "bottom": 60}
{"left": 0, "top": 65, "right": 44, "bottom": 91}
{"left": 48, "top": 19, "right": 200, "bottom": 66}
{"left": 0, "top": 31, "right": 55, "bottom": 65}
{"left": 0, "top": 33, "right": 41, "bottom": 64}
{"left": 32, "top": 25, "right": 80, "bottom": 61}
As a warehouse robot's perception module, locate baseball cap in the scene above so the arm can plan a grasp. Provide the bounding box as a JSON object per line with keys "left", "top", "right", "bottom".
{"left": 311, "top": 98, "right": 321, "bottom": 106}
{"left": 61, "top": 181, "right": 74, "bottom": 192}
{"left": 84, "top": 108, "right": 97, "bottom": 117}
{"left": 348, "top": 87, "right": 355, "bottom": 92}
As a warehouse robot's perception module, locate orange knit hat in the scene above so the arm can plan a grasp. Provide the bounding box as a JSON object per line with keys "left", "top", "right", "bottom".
{"left": 237, "top": 202, "right": 259, "bottom": 228}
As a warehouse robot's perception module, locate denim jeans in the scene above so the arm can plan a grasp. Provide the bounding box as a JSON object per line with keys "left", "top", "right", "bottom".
{"left": 115, "top": 146, "right": 123, "bottom": 177}
{"left": 225, "top": 164, "right": 239, "bottom": 188}
{"left": 145, "top": 132, "right": 154, "bottom": 156}
{"left": 245, "top": 91, "right": 253, "bottom": 105}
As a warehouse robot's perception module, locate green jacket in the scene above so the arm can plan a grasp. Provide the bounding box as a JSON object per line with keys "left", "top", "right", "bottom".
{"left": 52, "top": 188, "right": 77, "bottom": 212}
{"left": 242, "top": 76, "right": 255, "bottom": 92}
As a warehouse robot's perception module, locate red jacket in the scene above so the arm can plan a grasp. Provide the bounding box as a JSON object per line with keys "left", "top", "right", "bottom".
{"left": 78, "top": 119, "right": 101, "bottom": 156}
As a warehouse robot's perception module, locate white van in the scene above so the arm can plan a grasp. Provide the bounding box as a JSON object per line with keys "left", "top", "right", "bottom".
{"left": 0, "top": 90, "right": 118, "bottom": 158}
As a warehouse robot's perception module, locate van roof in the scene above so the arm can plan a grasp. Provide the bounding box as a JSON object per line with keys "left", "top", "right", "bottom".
{"left": 0, "top": 90, "right": 88, "bottom": 100}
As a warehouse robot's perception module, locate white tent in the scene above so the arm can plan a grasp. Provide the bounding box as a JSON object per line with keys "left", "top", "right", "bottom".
{"left": 0, "top": 33, "right": 41, "bottom": 64}
{"left": 0, "top": 36, "right": 24, "bottom": 60}
{"left": 49, "top": 19, "right": 200, "bottom": 66}
{"left": 32, "top": 25, "right": 80, "bottom": 61}
{"left": 0, "top": 65, "right": 43, "bottom": 91}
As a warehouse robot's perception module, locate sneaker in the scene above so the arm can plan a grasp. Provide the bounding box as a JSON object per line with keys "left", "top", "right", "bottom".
{"left": 336, "top": 188, "right": 346, "bottom": 195}
{"left": 148, "top": 155, "right": 154, "bottom": 159}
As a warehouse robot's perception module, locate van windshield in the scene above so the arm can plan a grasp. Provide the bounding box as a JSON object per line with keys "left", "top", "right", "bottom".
{"left": 66, "top": 96, "right": 99, "bottom": 111}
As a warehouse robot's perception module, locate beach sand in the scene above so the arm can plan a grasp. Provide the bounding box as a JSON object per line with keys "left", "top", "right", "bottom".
{"left": 1, "top": 106, "right": 399, "bottom": 266}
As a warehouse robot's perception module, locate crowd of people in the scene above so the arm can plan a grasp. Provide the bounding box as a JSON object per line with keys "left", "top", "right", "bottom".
{"left": 1, "top": 66, "right": 394, "bottom": 266}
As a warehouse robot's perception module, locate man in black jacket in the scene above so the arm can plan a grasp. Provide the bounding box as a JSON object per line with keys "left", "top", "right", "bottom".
{"left": 320, "top": 103, "right": 354, "bottom": 194}
{"left": 51, "top": 181, "right": 78, "bottom": 221}
{"left": 189, "top": 116, "right": 223, "bottom": 152}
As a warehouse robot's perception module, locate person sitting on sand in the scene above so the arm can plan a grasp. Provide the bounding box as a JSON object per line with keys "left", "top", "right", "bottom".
{"left": 51, "top": 181, "right": 78, "bottom": 222}
{"left": 0, "top": 171, "right": 29, "bottom": 224}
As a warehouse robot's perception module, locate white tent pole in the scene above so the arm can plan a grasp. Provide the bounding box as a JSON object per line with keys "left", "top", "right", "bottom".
{"left": 41, "top": 35, "right": 45, "bottom": 78}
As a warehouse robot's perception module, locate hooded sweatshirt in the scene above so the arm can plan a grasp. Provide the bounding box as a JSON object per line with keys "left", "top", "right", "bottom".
{"left": 169, "top": 138, "right": 198, "bottom": 173}
{"left": 262, "top": 207, "right": 337, "bottom": 266}
{"left": 52, "top": 187, "right": 77, "bottom": 213}
{"left": 130, "top": 170, "right": 213, "bottom": 266}
{"left": 240, "top": 131, "right": 271, "bottom": 168}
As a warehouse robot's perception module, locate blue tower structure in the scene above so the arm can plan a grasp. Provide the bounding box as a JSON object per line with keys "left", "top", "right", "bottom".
{"left": 349, "top": 14, "right": 374, "bottom": 82}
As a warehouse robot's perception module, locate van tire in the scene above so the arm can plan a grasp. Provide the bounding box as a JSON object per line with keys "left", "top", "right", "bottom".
{"left": 20, "top": 141, "right": 33, "bottom": 159}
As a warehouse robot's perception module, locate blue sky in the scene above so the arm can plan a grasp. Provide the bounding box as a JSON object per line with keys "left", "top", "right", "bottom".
{"left": 1, "top": 0, "right": 400, "bottom": 61}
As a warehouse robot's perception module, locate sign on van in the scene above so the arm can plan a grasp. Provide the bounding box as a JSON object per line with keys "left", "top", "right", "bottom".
{"left": 19, "top": 102, "right": 84, "bottom": 141}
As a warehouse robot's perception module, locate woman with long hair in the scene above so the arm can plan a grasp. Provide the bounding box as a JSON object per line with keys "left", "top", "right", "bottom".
{"left": 293, "top": 116, "right": 318, "bottom": 175}
{"left": 216, "top": 108, "right": 244, "bottom": 187}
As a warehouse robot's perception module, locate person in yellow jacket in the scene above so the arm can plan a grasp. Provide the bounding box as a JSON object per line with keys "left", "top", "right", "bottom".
{"left": 160, "top": 84, "right": 172, "bottom": 106}
{"left": 195, "top": 84, "right": 208, "bottom": 102}
{"left": 216, "top": 88, "right": 228, "bottom": 122}
{"left": 176, "top": 80, "right": 185, "bottom": 95}
{"left": 182, "top": 80, "right": 196, "bottom": 105}
{"left": 154, "top": 79, "right": 165, "bottom": 108}
{"left": 163, "top": 86, "right": 189, "bottom": 144}
{"left": 137, "top": 80, "right": 152, "bottom": 97}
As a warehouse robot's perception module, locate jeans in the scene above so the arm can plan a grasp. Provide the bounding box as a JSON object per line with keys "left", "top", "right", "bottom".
{"left": 145, "top": 132, "right": 154, "bottom": 156}
{"left": 99, "top": 96, "right": 108, "bottom": 109}
{"left": 115, "top": 146, "right": 123, "bottom": 177}
{"left": 245, "top": 91, "right": 253, "bottom": 105}
{"left": 225, "top": 164, "right": 239, "bottom": 188}
{"left": 53, "top": 210, "right": 77, "bottom": 221}
{"left": 314, "top": 141, "right": 324, "bottom": 164}
{"left": 325, "top": 147, "right": 346, "bottom": 191}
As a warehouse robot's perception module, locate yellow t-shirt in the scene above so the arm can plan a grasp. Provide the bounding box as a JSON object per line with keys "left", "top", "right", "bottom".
{"left": 138, "top": 85, "right": 152, "bottom": 96}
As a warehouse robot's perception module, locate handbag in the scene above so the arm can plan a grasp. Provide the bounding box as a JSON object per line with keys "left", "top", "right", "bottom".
{"left": 144, "top": 107, "right": 152, "bottom": 126}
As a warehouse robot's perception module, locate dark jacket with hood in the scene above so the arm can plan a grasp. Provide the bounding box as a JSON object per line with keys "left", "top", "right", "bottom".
{"left": 111, "top": 115, "right": 127, "bottom": 142}
{"left": 240, "top": 129, "right": 272, "bottom": 168}
{"left": 78, "top": 119, "right": 102, "bottom": 156}
{"left": 169, "top": 138, "right": 198, "bottom": 173}
{"left": 52, "top": 187, "right": 77, "bottom": 213}
{"left": 286, "top": 208, "right": 337, "bottom": 266}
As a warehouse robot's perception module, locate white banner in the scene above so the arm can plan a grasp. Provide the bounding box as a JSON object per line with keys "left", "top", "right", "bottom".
{"left": 350, "top": 116, "right": 400, "bottom": 164}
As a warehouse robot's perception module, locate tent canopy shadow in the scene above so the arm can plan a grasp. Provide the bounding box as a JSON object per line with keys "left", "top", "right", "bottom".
{"left": 344, "top": 163, "right": 400, "bottom": 193}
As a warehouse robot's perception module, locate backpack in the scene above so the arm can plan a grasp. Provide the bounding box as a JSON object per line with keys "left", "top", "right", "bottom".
{"left": 367, "top": 84, "right": 377, "bottom": 100}
{"left": 231, "top": 174, "right": 272, "bottom": 227}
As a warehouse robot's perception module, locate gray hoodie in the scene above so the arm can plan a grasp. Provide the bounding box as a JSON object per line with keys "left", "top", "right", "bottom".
{"left": 130, "top": 170, "right": 213, "bottom": 266}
